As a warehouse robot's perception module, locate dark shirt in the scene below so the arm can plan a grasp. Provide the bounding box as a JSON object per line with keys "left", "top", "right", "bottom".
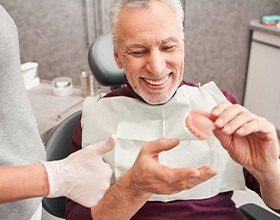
{"left": 65, "top": 80, "right": 278, "bottom": 220}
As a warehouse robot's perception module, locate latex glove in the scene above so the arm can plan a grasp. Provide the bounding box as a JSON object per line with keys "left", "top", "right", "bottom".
{"left": 42, "top": 135, "right": 116, "bottom": 207}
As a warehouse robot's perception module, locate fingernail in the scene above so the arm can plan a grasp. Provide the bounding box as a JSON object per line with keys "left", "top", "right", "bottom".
{"left": 170, "top": 138, "right": 179, "bottom": 144}
{"left": 237, "top": 128, "right": 244, "bottom": 135}
{"left": 215, "top": 118, "right": 223, "bottom": 127}
{"left": 212, "top": 109, "right": 220, "bottom": 116}
{"left": 207, "top": 168, "right": 218, "bottom": 176}
{"left": 223, "top": 124, "right": 230, "bottom": 132}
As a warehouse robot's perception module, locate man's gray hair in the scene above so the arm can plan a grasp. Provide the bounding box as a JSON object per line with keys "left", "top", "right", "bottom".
{"left": 109, "top": 0, "right": 184, "bottom": 47}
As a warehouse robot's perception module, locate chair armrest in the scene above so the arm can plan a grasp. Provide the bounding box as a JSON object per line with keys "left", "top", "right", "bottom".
{"left": 239, "top": 203, "right": 280, "bottom": 220}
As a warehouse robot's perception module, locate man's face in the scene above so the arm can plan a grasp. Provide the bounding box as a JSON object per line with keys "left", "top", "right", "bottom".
{"left": 114, "top": 1, "right": 185, "bottom": 105}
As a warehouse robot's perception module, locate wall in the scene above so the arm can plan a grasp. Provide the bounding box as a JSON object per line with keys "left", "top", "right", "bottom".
{"left": 1, "top": 0, "right": 280, "bottom": 102}
{"left": 184, "top": 0, "right": 280, "bottom": 103}
{"left": 0, "top": 0, "right": 111, "bottom": 88}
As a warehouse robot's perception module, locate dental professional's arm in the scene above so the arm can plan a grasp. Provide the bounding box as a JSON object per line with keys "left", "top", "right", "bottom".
{"left": 0, "top": 136, "right": 116, "bottom": 207}
{"left": 0, "top": 164, "right": 49, "bottom": 203}
{"left": 211, "top": 101, "right": 280, "bottom": 211}
{"left": 90, "top": 138, "right": 218, "bottom": 220}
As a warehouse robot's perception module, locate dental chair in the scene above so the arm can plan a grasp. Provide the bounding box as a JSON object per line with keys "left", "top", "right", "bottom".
{"left": 87, "top": 31, "right": 280, "bottom": 220}
{"left": 239, "top": 203, "right": 279, "bottom": 220}
{"left": 41, "top": 32, "right": 123, "bottom": 220}
{"left": 42, "top": 110, "right": 81, "bottom": 220}
{"left": 88, "top": 32, "right": 125, "bottom": 89}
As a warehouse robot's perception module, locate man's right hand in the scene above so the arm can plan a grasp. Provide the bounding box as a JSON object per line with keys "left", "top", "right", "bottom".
{"left": 91, "top": 138, "right": 218, "bottom": 220}
{"left": 126, "top": 138, "right": 218, "bottom": 196}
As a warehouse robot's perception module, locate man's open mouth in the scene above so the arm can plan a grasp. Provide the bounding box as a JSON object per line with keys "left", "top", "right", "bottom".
{"left": 143, "top": 73, "right": 171, "bottom": 86}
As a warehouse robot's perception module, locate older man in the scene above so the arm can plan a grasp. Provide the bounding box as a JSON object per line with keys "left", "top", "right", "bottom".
{"left": 66, "top": 0, "right": 280, "bottom": 219}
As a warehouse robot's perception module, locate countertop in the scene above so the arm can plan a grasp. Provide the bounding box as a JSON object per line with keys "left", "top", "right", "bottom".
{"left": 250, "top": 20, "right": 280, "bottom": 36}
{"left": 27, "top": 81, "right": 84, "bottom": 142}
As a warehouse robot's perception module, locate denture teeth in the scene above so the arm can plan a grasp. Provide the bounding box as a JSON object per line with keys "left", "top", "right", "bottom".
{"left": 185, "top": 110, "right": 216, "bottom": 140}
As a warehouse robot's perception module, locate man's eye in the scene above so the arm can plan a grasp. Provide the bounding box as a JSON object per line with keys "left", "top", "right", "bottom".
{"left": 162, "top": 45, "right": 175, "bottom": 51}
{"left": 130, "top": 51, "right": 144, "bottom": 56}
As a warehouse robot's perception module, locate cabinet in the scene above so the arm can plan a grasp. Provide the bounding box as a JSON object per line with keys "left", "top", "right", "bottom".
{"left": 244, "top": 21, "right": 280, "bottom": 135}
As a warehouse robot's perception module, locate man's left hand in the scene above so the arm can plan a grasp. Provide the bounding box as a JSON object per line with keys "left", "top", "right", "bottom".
{"left": 211, "top": 101, "right": 279, "bottom": 179}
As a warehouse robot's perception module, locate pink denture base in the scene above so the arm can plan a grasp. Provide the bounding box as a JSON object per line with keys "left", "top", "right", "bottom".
{"left": 185, "top": 110, "right": 216, "bottom": 140}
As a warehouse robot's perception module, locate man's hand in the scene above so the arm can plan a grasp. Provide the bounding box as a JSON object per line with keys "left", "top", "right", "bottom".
{"left": 126, "top": 138, "right": 218, "bottom": 196}
{"left": 91, "top": 138, "right": 218, "bottom": 219}
{"left": 42, "top": 135, "right": 116, "bottom": 207}
{"left": 211, "top": 101, "right": 280, "bottom": 179}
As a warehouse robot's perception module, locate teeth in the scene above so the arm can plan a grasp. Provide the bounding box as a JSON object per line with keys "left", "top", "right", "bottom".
{"left": 144, "top": 76, "right": 169, "bottom": 86}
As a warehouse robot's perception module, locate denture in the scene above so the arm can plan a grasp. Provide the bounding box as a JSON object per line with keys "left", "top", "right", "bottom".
{"left": 185, "top": 110, "right": 216, "bottom": 140}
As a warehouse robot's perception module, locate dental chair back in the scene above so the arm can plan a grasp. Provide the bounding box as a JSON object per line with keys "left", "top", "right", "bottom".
{"left": 88, "top": 32, "right": 125, "bottom": 88}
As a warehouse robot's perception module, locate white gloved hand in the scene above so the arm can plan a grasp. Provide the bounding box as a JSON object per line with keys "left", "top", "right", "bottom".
{"left": 42, "top": 135, "right": 116, "bottom": 207}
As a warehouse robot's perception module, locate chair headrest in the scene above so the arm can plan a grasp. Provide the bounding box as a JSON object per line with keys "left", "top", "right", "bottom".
{"left": 88, "top": 32, "right": 125, "bottom": 87}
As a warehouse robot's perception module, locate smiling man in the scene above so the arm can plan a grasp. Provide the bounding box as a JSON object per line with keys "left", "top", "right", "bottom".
{"left": 65, "top": 0, "right": 280, "bottom": 219}
{"left": 113, "top": 1, "right": 185, "bottom": 105}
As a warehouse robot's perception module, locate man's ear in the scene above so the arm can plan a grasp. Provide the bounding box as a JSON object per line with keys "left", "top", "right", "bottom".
{"left": 114, "top": 48, "right": 123, "bottom": 69}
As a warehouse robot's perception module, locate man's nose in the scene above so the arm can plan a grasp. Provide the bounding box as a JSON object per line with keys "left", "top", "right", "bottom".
{"left": 146, "top": 50, "right": 165, "bottom": 75}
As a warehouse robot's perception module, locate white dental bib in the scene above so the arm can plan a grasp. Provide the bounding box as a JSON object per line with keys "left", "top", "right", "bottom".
{"left": 82, "top": 81, "right": 245, "bottom": 202}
